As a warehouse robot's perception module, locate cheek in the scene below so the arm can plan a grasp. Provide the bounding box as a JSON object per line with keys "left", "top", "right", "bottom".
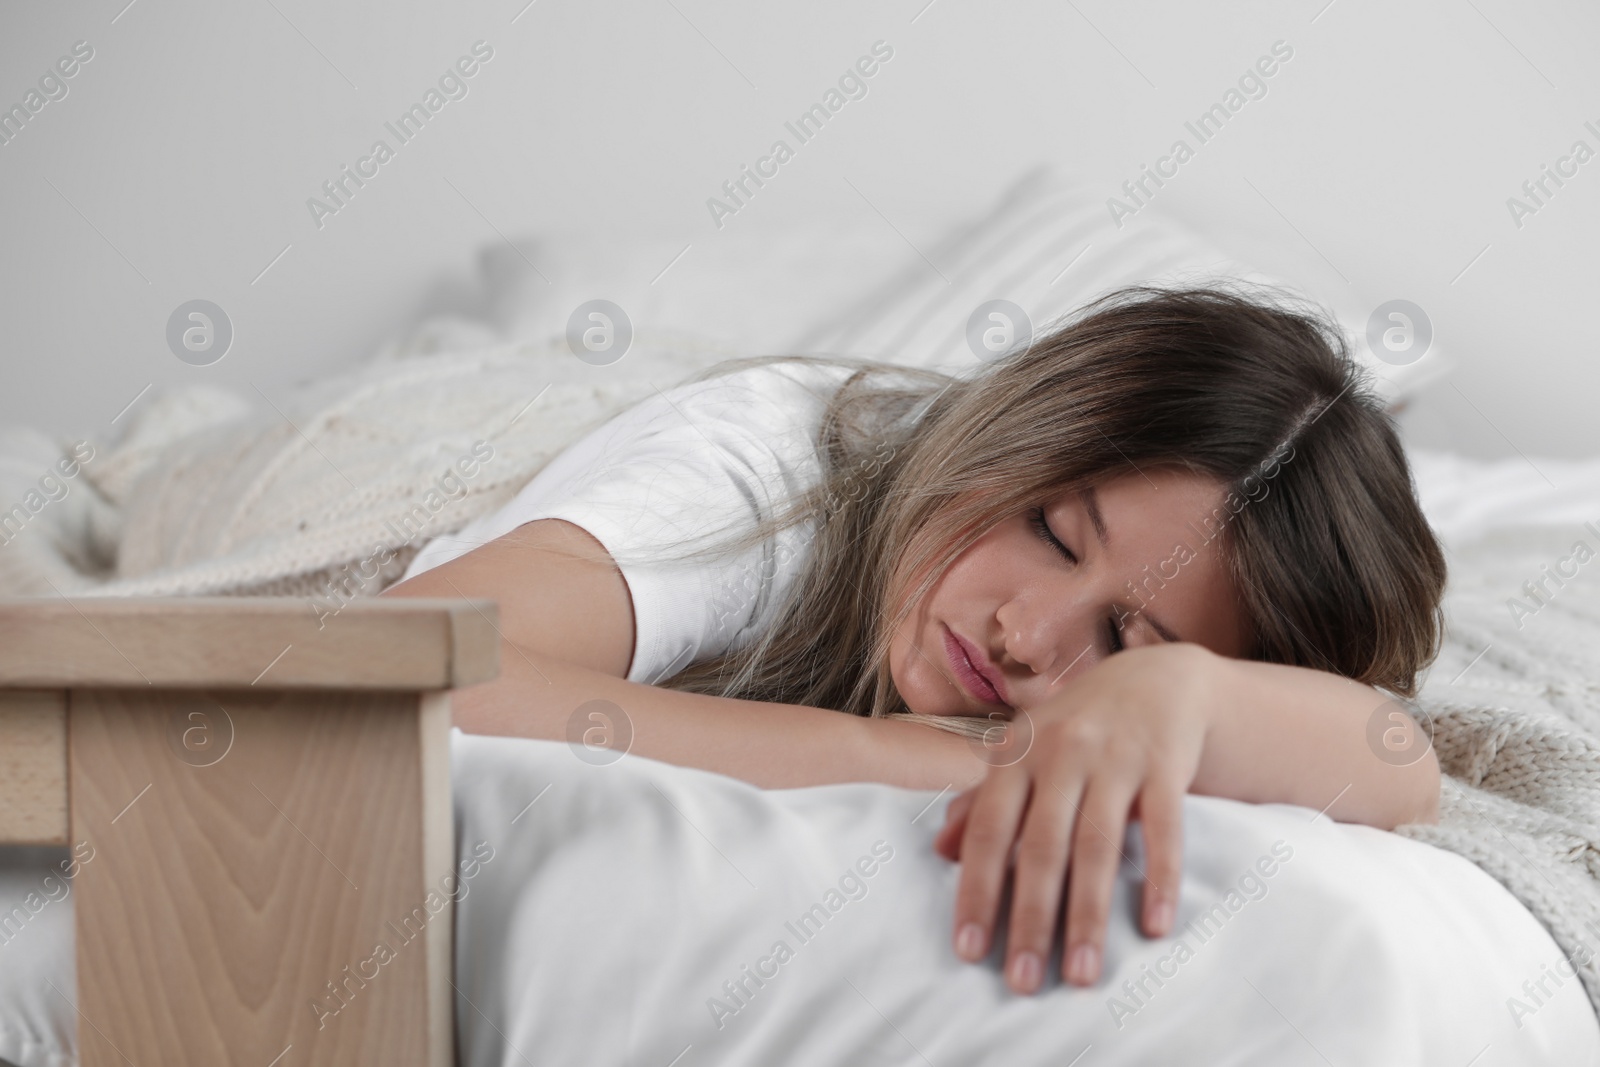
{"left": 884, "top": 558, "right": 955, "bottom": 702}
{"left": 890, "top": 540, "right": 984, "bottom": 635}
{"left": 883, "top": 526, "right": 1012, "bottom": 684}
{"left": 887, "top": 625, "right": 910, "bottom": 693}
{"left": 885, "top": 566, "right": 939, "bottom": 673}
{"left": 934, "top": 530, "right": 1016, "bottom": 602}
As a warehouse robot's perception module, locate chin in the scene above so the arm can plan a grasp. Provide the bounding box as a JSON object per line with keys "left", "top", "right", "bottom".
{"left": 889, "top": 645, "right": 948, "bottom": 718}
{"left": 898, "top": 686, "right": 933, "bottom": 717}
{"left": 887, "top": 650, "right": 921, "bottom": 716}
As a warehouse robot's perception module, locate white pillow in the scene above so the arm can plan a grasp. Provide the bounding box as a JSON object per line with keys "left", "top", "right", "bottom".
{"left": 466, "top": 216, "right": 935, "bottom": 364}
{"left": 384, "top": 163, "right": 1441, "bottom": 406}
{"left": 450, "top": 731, "right": 1594, "bottom": 1066}
{"left": 452, "top": 166, "right": 1433, "bottom": 384}
{"left": 791, "top": 163, "right": 1450, "bottom": 405}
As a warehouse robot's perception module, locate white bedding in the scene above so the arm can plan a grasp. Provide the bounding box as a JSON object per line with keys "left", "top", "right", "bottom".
{"left": 4, "top": 449, "right": 1600, "bottom": 1066}
{"left": 451, "top": 731, "right": 1600, "bottom": 1067}
{"left": 4, "top": 729, "right": 1595, "bottom": 1067}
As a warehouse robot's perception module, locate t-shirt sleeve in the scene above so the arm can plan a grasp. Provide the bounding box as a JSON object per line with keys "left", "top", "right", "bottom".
{"left": 400, "top": 364, "right": 834, "bottom": 685}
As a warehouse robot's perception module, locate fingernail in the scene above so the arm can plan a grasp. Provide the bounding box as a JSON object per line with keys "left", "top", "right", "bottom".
{"left": 955, "top": 922, "right": 987, "bottom": 962}
{"left": 1150, "top": 900, "right": 1175, "bottom": 935}
{"left": 1008, "top": 951, "right": 1042, "bottom": 994}
{"left": 1066, "top": 943, "right": 1100, "bottom": 986}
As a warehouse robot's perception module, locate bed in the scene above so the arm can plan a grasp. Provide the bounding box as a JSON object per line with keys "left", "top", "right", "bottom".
{"left": 1, "top": 166, "right": 1596, "bottom": 1065}
{"left": 1, "top": 567, "right": 1597, "bottom": 1066}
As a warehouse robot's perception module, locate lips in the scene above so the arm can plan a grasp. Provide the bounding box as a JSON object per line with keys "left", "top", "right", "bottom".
{"left": 943, "top": 625, "right": 1009, "bottom": 707}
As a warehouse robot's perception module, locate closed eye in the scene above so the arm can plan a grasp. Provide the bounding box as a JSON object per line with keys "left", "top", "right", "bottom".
{"left": 1030, "top": 505, "right": 1126, "bottom": 657}
{"left": 1106, "top": 615, "right": 1125, "bottom": 654}
{"left": 1028, "top": 506, "right": 1076, "bottom": 564}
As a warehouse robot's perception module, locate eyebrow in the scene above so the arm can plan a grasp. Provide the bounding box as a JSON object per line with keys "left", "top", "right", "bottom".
{"left": 1080, "top": 487, "right": 1110, "bottom": 548}
{"left": 1145, "top": 614, "right": 1181, "bottom": 643}
{"left": 1121, "top": 602, "right": 1182, "bottom": 644}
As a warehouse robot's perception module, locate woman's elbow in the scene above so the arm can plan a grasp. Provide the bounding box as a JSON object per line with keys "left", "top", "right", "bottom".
{"left": 1394, "top": 746, "right": 1441, "bottom": 828}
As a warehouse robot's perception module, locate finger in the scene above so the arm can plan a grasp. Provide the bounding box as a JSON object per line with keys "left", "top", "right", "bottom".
{"left": 945, "top": 785, "right": 978, "bottom": 826}
{"left": 952, "top": 769, "right": 1031, "bottom": 966}
{"left": 1136, "top": 775, "right": 1185, "bottom": 938}
{"left": 1003, "top": 774, "right": 1083, "bottom": 995}
{"left": 934, "top": 787, "right": 978, "bottom": 862}
{"left": 1061, "top": 777, "right": 1140, "bottom": 987}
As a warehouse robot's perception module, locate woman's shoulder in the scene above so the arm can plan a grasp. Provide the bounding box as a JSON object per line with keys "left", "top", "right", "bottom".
{"left": 666, "top": 356, "right": 862, "bottom": 410}
{"left": 636, "top": 358, "right": 862, "bottom": 453}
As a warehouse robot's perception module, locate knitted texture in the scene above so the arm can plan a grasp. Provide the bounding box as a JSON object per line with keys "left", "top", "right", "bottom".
{"left": 4, "top": 334, "right": 738, "bottom": 602}
{"left": 1399, "top": 524, "right": 1600, "bottom": 1020}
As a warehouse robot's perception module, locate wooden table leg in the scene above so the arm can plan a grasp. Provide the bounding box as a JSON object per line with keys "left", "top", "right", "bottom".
{"left": 68, "top": 688, "right": 454, "bottom": 1066}
{"left": 0, "top": 690, "right": 68, "bottom": 845}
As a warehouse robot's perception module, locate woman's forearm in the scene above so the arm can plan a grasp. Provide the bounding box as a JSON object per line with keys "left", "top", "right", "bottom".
{"left": 455, "top": 638, "right": 1436, "bottom": 819}
{"left": 454, "top": 637, "right": 988, "bottom": 791}
{"left": 1190, "top": 648, "right": 1440, "bottom": 829}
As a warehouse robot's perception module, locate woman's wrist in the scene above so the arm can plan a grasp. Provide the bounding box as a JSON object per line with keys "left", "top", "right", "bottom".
{"left": 1187, "top": 643, "right": 1300, "bottom": 803}
{"left": 864, "top": 715, "right": 988, "bottom": 792}
{"left": 1181, "top": 640, "right": 1229, "bottom": 753}
{"left": 1114, "top": 642, "right": 1226, "bottom": 758}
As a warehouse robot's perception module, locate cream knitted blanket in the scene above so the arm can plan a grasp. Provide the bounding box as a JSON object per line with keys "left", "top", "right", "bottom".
{"left": 1399, "top": 524, "right": 1600, "bottom": 1020}
{"left": 0, "top": 332, "right": 741, "bottom": 601}
{"left": 1, "top": 335, "right": 1596, "bottom": 1023}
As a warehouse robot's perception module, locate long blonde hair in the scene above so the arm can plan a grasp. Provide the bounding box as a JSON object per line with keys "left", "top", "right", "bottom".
{"left": 626, "top": 284, "right": 1447, "bottom": 736}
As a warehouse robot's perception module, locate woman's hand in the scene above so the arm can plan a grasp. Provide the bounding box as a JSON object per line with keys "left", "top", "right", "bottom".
{"left": 932, "top": 642, "right": 1217, "bottom": 994}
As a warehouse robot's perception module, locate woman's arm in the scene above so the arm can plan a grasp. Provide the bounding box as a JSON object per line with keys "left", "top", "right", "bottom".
{"left": 382, "top": 518, "right": 986, "bottom": 791}
{"left": 448, "top": 635, "right": 987, "bottom": 790}
{"left": 1192, "top": 646, "right": 1439, "bottom": 828}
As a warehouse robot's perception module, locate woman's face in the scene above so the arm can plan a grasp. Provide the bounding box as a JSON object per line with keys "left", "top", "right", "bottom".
{"left": 887, "top": 467, "right": 1251, "bottom": 716}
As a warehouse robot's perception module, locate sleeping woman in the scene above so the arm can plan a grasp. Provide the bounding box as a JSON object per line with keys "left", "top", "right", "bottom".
{"left": 382, "top": 284, "right": 1447, "bottom": 997}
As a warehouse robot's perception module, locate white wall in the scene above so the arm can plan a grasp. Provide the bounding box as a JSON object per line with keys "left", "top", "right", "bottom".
{"left": 2, "top": 0, "right": 1596, "bottom": 459}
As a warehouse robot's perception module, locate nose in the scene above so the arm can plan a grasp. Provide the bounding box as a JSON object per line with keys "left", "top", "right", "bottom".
{"left": 994, "top": 584, "right": 1103, "bottom": 694}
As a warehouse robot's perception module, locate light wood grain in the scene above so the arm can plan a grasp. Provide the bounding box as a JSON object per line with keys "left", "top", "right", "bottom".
{"left": 70, "top": 687, "right": 456, "bottom": 1067}
{"left": 0, "top": 596, "right": 499, "bottom": 690}
{"left": 419, "top": 690, "right": 454, "bottom": 1067}
{"left": 0, "top": 690, "right": 69, "bottom": 845}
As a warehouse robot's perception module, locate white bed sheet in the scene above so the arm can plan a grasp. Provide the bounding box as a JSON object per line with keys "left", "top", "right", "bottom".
{"left": 451, "top": 731, "right": 1600, "bottom": 1067}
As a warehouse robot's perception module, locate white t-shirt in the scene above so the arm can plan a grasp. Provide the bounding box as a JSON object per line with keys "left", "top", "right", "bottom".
{"left": 400, "top": 361, "right": 858, "bottom": 684}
